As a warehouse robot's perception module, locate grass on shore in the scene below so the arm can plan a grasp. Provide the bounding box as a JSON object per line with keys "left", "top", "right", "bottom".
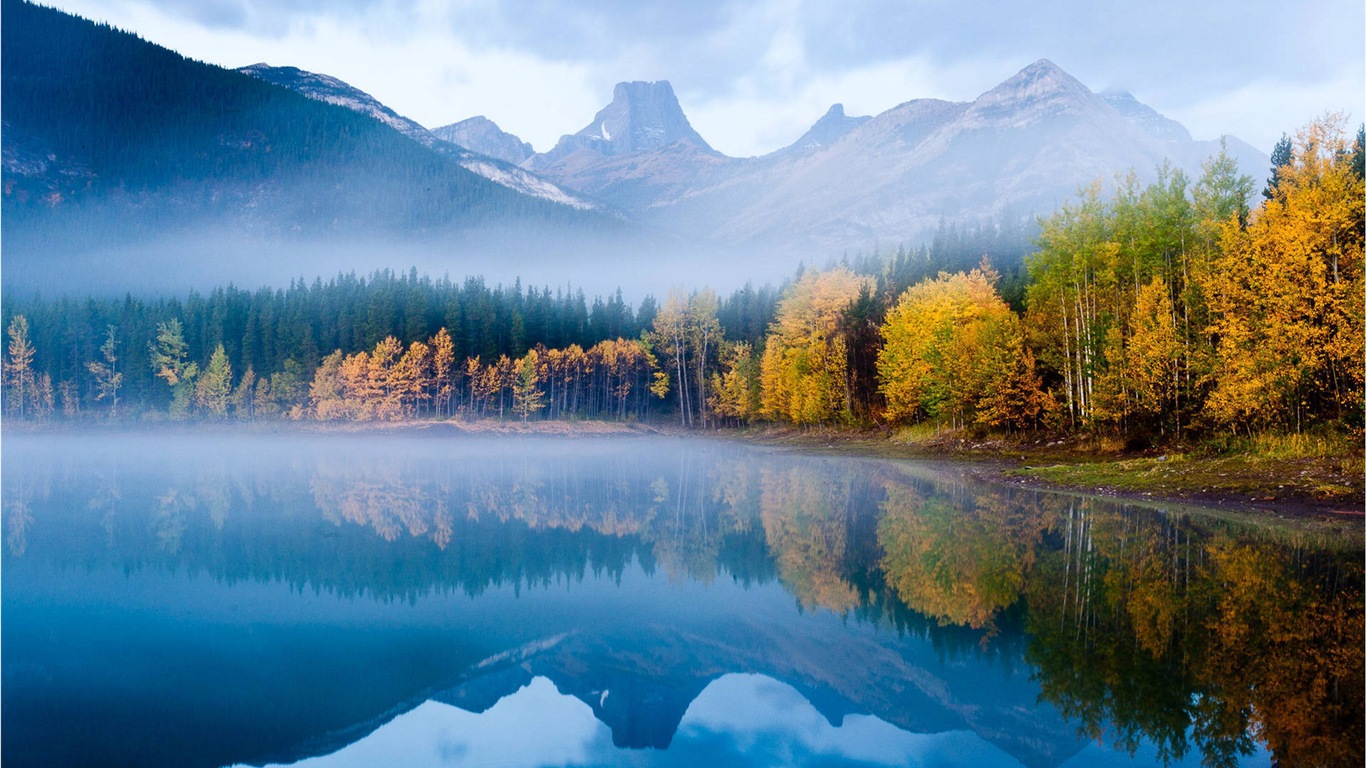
{"left": 743, "top": 422, "right": 1362, "bottom": 513}
{"left": 1009, "top": 431, "right": 1363, "bottom": 511}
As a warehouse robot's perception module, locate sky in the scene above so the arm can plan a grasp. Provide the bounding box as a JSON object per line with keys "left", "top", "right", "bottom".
{"left": 42, "top": 0, "right": 1366, "bottom": 157}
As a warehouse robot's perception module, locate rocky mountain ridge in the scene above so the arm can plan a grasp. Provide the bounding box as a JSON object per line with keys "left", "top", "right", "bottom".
{"left": 237, "top": 63, "right": 601, "bottom": 212}
{"left": 473, "top": 59, "right": 1267, "bottom": 252}
{"left": 432, "top": 115, "right": 535, "bottom": 165}
{"left": 775, "top": 103, "right": 872, "bottom": 156}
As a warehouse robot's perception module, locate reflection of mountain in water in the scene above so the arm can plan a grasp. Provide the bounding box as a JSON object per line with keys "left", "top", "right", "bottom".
{"left": 434, "top": 625, "right": 1082, "bottom": 766}
{"left": 3, "top": 433, "right": 1360, "bottom": 768}
{"left": 268, "top": 674, "right": 1030, "bottom": 768}
{"left": 243, "top": 614, "right": 1085, "bottom": 768}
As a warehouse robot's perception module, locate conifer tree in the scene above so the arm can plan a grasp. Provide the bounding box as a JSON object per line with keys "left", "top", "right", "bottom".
{"left": 1262, "top": 134, "right": 1293, "bottom": 200}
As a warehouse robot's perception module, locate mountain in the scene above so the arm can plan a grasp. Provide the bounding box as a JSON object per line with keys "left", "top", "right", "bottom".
{"left": 1102, "top": 89, "right": 1193, "bottom": 143}
{"left": 520, "top": 80, "right": 737, "bottom": 211}
{"left": 432, "top": 116, "right": 534, "bottom": 165}
{"left": 532, "top": 80, "right": 716, "bottom": 165}
{"left": 238, "top": 63, "right": 439, "bottom": 148}
{"left": 527, "top": 61, "right": 1268, "bottom": 255}
{"left": 776, "top": 103, "right": 871, "bottom": 155}
{"left": 237, "top": 64, "right": 601, "bottom": 212}
{"left": 0, "top": 0, "right": 632, "bottom": 293}
{"left": 1, "top": 1, "right": 1272, "bottom": 292}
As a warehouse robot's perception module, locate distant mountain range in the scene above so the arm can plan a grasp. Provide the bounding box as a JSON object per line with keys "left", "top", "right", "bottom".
{"left": 1, "top": 0, "right": 1271, "bottom": 293}
{"left": 514, "top": 60, "right": 1267, "bottom": 251}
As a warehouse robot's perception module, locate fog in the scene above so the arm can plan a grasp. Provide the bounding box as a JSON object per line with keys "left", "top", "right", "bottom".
{"left": 0, "top": 210, "right": 820, "bottom": 301}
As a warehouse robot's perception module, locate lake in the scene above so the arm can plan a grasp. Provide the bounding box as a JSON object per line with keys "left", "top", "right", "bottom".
{"left": 3, "top": 431, "right": 1360, "bottom": 768}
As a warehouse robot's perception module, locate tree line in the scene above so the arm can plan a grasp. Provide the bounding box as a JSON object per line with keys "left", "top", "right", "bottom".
{"left": 5, "top": 118, "right": 1361, "bottom": 441}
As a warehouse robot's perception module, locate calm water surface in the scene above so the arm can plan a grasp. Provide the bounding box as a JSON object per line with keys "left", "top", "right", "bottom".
{"left": 3, "top": 432, "right": 1360, "bottom": 768}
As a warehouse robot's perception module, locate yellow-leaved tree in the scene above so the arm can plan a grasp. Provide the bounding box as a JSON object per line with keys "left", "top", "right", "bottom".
{"left": 1202, "top": 116, "right": 1364, "bottom": 432}
{"left": 879, "top": 268, "right": 1044, "bottom": 429}
{"left": 759, "top": 268, "right": 872, "bottom": 424}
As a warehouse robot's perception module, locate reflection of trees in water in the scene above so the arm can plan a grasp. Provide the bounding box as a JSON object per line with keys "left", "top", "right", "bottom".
{"left": 3, "top": 459, "right": 52, "bottom": 558}
{"left": 865, "top": 469, "right": 1362, "bottom": 766}
{"left": 1023, "top": 501, "right": 1363, "bottom": 768}
{"left": 6, "top": 498, "right": 33, "bottom": 557}
{"left": 153, "top": 488, "right": 191, "bottom": 554}
{"left": 6, "top": 439, "right": 1360, "bottom": 765}
{"left": 311, "top": 465, "right": 439, "bottom": 543}
{"left": 1198, "top": 541, "right": 1360, "bottom": 767}
{"left": 877, "top": 481, "right": 1047, "bottom": 631}
{"left": 759, "top": 466, "right": 862, "bottom": 614}
{"left": 10, "top": 445, "right": 773, "bottom": 600}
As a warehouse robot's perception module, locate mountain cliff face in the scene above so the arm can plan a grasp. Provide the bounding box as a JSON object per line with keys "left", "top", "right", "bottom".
{"left": 432, "top": 116, "right": 534, "bottom": 165}
{"left": 533, "top": 80, "right": 716, "bottom": 164}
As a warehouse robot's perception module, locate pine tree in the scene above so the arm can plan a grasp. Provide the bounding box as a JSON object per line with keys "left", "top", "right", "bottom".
{"left": 1262, "top": 134, "right": 1293, "bottom": 200}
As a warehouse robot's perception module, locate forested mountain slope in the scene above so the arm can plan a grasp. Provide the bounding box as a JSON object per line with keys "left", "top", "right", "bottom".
{"left": 0, "top": 0, "right": 621, "bottom": 292}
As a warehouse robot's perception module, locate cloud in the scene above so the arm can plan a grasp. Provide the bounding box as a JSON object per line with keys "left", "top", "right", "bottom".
{"left": 1167, "top": 65, "right": 1364, "bottom": 153}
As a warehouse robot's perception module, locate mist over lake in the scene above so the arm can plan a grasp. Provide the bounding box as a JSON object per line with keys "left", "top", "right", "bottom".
{"left": 4, "top": 431, "right": 1359, "bottom": 768}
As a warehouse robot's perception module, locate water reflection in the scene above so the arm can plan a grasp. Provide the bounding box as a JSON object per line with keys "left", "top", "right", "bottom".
{"left": 246, "top": 674, "right": 1029, "bottom": 768}
{"left": 2, "top": 432, "right": 1359, "bottom": 768}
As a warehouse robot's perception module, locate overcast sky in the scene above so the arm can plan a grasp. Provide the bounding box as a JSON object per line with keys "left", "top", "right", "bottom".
{"left": 46, "top": 0, "right": 1364, "bottom": 157}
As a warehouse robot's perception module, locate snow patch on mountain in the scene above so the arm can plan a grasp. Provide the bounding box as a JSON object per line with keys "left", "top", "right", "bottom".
{"left": 239, "top": 63, "right": 437, "bottom": 147}
{"left": 459, "top": 159, "right": 599, "bottom": 211}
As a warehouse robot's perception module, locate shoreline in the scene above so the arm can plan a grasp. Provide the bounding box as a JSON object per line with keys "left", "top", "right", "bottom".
{"left": 721, "top": 424, "right": 1363, "bottom": 522}
{"left": 6, "top": 418, "right": 1361, "bottom": 522}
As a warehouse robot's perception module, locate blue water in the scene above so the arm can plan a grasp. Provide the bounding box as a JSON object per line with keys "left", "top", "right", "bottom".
{"left": 4, "top": 431, "right": 1354, "bottom": 768}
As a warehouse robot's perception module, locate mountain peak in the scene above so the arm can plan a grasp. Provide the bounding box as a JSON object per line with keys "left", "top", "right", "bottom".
{"left": 776, "top": 102, "right": 871, "bottom": 155}
{"left": 1020, "top": 58, "right": 1063, "bottom": 74}
{"left": 1003, "top": 58, "right": 1089, "bottom": 95}
{"left": 432, "top": 116, "right": 534, "bottom": 165}
{"left": 576, "top": 79, "right": 712, "bottom": 155}
{"left": 966, "top": 58, "right": 1101, "bottom": 124}
{"left": 527, "top": 79, "right": 716, "bottom": 170}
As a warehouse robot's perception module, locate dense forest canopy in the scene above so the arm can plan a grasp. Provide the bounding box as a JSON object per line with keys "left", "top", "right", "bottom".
{"left": 4, "top": 118, "right": 1362, "bottom": 443}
